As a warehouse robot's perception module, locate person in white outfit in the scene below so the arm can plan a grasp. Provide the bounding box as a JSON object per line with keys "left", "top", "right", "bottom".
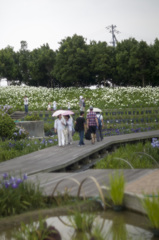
{"left": 53, "top": 101, "right": 57, "bottom": 111}
{"left": 24, "top": 95, "right": 29, "bottom": 114}
{"left": 54, "top": 114, "right": 65, "bottom": 146}
{"left": 64, "top": 115, "right": 74, "bottom": 144}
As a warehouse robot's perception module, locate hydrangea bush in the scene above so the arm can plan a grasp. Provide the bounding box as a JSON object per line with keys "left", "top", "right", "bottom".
{"left": 0, "top": 86, "right": 159, "bottom": 111}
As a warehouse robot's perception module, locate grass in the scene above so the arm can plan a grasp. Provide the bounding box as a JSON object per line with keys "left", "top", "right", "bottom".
{"left": 109, "top": 171, "right": 125, "bottom": 206}
{"left": 142, "top": 193, "right": 159, "bottom": 230}
{"left": 95, "top": 141, "right": 159, "bottom": 169}
{"left": 67, "top": 211, "right": 95, "bottom": 232}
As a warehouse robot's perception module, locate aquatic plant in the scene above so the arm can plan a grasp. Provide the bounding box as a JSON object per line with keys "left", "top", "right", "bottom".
{"left": 14, "top": 218, "right": 61, "bottom": 240}
{"left": 109, "top": 171, "right": 125, "bottom": 207}
{"left": 142, "top": 193, "right": 159, "bottom": 231}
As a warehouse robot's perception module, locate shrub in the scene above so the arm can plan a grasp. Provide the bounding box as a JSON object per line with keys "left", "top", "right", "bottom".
{"left": 44, "top": 122, "right": 54, "bottom": 133}
{"left": 0, "top": 109, "right": 15, "bottom": 139}
{"left": 23, "top": 113, "right": 41, "bottom": 121}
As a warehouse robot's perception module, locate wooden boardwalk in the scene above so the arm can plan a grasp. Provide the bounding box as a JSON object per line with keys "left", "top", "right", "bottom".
{"left": 0, "top": 130, "right": 159, "bottom": 177}
{"left": 28, "top": 169, "right": 157, "bottom": 197}
{"left": 0, "top": 130, "right": 159, "bottom": 198}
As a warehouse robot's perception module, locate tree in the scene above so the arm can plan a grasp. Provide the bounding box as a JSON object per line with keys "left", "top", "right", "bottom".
{"left": 88, "top": 41, "right": 111, "bottom": 86}
{"left": 115, "top": 38, "right": 138, "bottom": 86}
{"left": 53, "top": 34, "right": 90, "bottom": 87}
{"left": 150, "top": 38, "right": 159, "bottom": 86}
{"left": 0, "top": 46, "right": 19, "bottom": 82}
{"left": 18, "top": 41, "right": 30, "bottom": 84}
{"left": 28, "top": 44, "right": 56, "bottom": 87}
{"left": 129, "top": 40, "right": 151, "bottom": 87}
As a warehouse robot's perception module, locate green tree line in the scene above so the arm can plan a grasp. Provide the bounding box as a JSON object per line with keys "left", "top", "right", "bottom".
{"left": 0, "top": 34, "right": 159, "bottom": 87}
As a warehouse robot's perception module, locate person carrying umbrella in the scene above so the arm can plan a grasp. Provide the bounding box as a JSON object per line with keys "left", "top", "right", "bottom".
{"left": 54, "top": 114, "right": 65, "bottom": 147}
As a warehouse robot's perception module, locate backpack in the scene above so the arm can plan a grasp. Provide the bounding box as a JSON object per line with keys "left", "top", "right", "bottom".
{"left": 97, "top": 115, "right": 102, "bottom": 126}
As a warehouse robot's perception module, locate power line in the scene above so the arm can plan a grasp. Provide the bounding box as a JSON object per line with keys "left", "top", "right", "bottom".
{"left": 106, "top": 25, "right": 120, "bottom": 47}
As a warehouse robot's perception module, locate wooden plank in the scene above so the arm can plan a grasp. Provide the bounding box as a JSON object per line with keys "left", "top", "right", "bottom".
{"left": 27, "top": 169, "right": 156, "bottom": 197}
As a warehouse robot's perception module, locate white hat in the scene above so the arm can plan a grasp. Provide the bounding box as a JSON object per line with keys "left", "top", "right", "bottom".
{"left": 80, "top": 96, "right": 83, "bottom": 99}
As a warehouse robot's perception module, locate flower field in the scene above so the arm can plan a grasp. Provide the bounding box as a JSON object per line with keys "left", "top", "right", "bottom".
{"left": 0, "top": 86, "right": 159, "bottom": 111}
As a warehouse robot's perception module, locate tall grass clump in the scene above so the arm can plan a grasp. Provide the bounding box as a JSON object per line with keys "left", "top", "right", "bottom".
{"left": 65, "top": 211, "right": 95, "bottom": 232}
{"left": 142, "top": 193, "right": 159, "bottom": 231}
{"left": 0, "top": 173, "right": 45, "bottom": 217}
{"left": 109, "top": 171, "right": 125, "bottom": 207}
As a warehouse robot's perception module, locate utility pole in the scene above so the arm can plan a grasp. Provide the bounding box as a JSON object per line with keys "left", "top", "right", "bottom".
{"left": 106, "top": 25, "right": 120, "bottom": 47}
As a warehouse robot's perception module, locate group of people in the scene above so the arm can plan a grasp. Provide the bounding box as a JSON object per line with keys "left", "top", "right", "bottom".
{"left": 54, "top": 106, "right": 104, "bottom": 147}
{"left": 54, "top": 114, "right": 74, "bottom": 146}
{"left": 23, "top": 95, "right": 104, "bottom": 147}
{"left": 47, "top": 101, "right": 57, "bottom": 111}
{"left": 47, "top": 101, "right": 71, "bottom": 111}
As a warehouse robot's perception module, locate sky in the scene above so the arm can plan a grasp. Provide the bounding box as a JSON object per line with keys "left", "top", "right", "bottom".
{"left": 0, "top": 0, "right": 159, "bottom": 52}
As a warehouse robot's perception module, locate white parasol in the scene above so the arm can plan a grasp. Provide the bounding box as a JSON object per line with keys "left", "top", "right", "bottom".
{"left": 87, "top": 107, "right": 102, "bottom": 113}
{"left": 52, "top": 110, "right": 74, "bottom": 117}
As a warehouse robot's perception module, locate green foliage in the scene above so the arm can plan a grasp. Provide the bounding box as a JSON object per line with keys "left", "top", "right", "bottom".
{"left": 53, "top": 34, "right": 90, "bottom": 87}
{"left": 0, "top": 36, "right": 159, "bottom": 87}
{"left": 109, "top": 171, "right": 125, "bottom": 206}
{"left": 12, "top": 126, "right": 29, "bottom": 140}
{"left": 95, "top": 141, "right": 159, "bottom": 169}
{"left": 67, "top": 211, "right": 95, "bottom": 232}
{"left": 14, "top": 217, "right": 61, "bottom": 240}
{"left": 23, "top": 113, "right": 41, "bottom": 121}
{"left": 44, "top": 122, "right": 54, "bottom": 133}
{"left": 142, "top": 193, "right": 159, "bottom": 229}
{"left": 0, "top": 110, "right": 15, "bottom": 139}
{"left": 0, "top": 174, "right": 45, "bottom": 217}
{"left": 0, "top": 138, "right": 57, "bottom": 163}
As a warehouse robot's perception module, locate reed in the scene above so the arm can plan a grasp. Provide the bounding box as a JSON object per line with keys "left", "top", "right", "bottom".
{"left": 142, "top": 193, "right": 159, "bottom": 230}
{"left": 109, "top": 171, "right": 125, "bottom": 206}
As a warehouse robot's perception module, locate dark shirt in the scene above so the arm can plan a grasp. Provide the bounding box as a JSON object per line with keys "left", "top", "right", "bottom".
{"left": 76, "top": 116, "right": 85, "bottom": 131}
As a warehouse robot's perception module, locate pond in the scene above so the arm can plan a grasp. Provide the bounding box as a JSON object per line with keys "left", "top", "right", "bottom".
{"left": 0, "top": 210, "right": 157, "bottom": 240}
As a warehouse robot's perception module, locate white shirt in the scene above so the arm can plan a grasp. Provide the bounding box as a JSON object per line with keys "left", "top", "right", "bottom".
{"left": 54, "top": 118, "right": 65, "bottom": 131}
{"left": 96, "top": 114, "right": 103, "bottom": 125}
{"left": 24, "top": 97, "right": 28, "bottom": 105}
{"left": 67, "top": 117, "right": 73, "bottom": 131}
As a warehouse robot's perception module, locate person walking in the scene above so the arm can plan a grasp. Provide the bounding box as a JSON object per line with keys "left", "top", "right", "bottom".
{"left": 79, "top": 96, "right": 83, "bottom": 111}
{"left": 75, "top": 111, "right": 85, "bottom": 146}
{"left": 87, "top": 106, "right": 98, "bottom": 144}
{"left": 96, "top": 112, "right": 104, "bottom": 141}
{"left": 68, "top": 102, "right": 71, "bottom": 110}
{"left": 53, "top": 101, "right": 57, "bottom": 111}
{"left": 54, "top": 114, "right": 65, "bottom": 147}
{"left": 24, "top": 95, "right": 29, "bottom": 114}
{"left": 82, "top": 97, "right": 85, "bottom": 111}
{"left": 63, "top": 115, "right": 73, "bottom": 145}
